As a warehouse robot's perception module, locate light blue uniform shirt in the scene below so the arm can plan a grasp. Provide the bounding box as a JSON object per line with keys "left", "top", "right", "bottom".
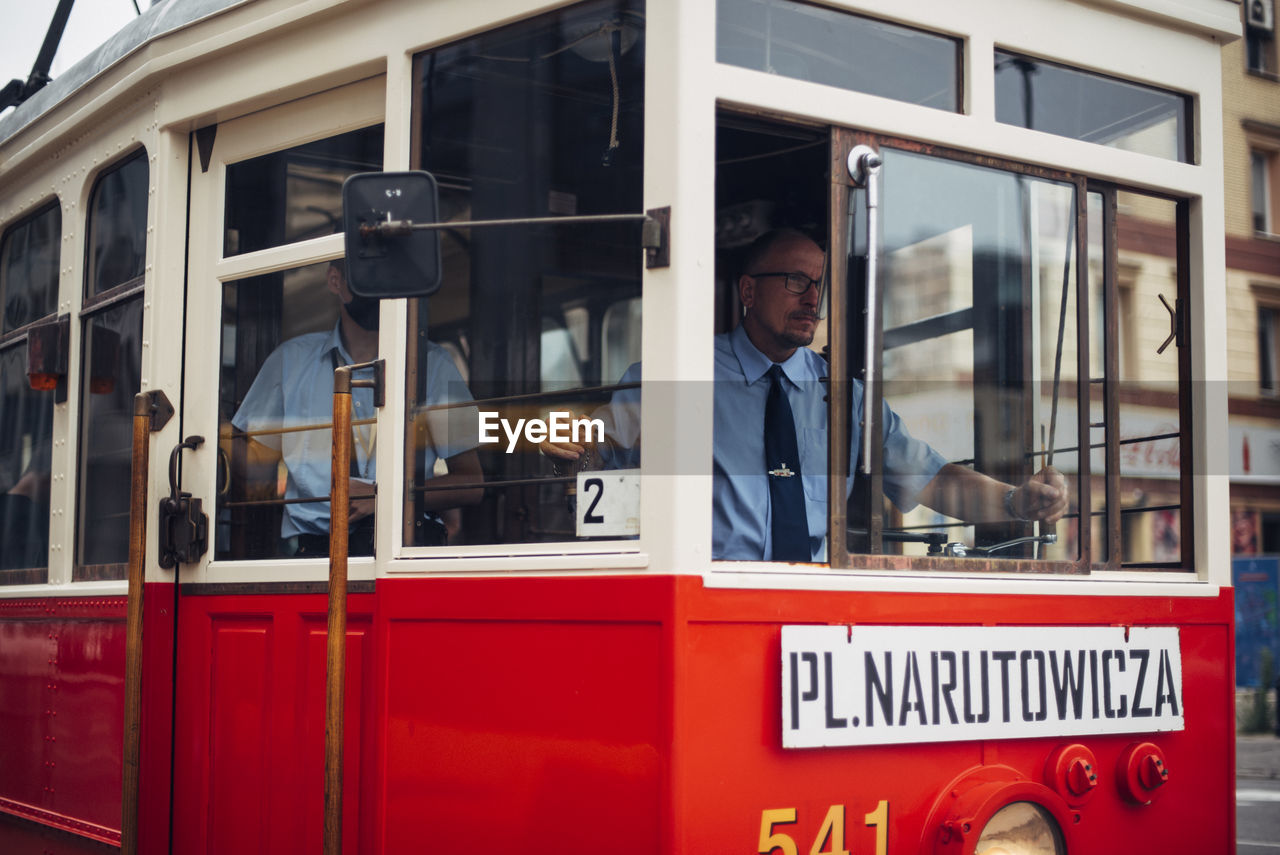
{"left": 600, "top": 324, "right": 947, "bottom": 561}
{"left": 232, "top": 324, "right": 476, "bottom": 539}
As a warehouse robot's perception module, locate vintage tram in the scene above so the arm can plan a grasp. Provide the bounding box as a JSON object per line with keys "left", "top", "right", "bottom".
{"left": 0, "top": 0, "right": 1239, "bottom": 852}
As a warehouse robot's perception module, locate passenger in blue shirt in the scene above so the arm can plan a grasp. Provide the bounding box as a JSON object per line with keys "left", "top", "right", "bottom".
{"left": 232, "top": 261, "right": 482, "bottom": 556}
{"left": 543, "top": 229, "right": 1067, "bottom": 561}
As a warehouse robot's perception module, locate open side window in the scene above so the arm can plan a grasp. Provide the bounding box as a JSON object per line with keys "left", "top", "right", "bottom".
{"left": 711, "top": 114, "right": 1191, "bottom": 572}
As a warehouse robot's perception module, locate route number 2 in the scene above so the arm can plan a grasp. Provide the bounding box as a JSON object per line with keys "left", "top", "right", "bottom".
{"left": 575, "top": 469, "right": 639, "bottom": 536}
{"left": 757, "top": 801, "right": 888, "bottom": 855}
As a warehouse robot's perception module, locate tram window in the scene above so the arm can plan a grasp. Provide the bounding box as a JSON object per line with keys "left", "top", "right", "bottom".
{"left": 218, "top": 260, "right": 385, "bottom": 559}
{"left": 408, "top": 0, "right": 644, "bottom": 548}
{"left": 716, "top": 0, "right": 961, "bottom": 113}
{"left": 1105, "top": 191, "right": 1185, "bottom": 567}
{"left": 75, "top": 152, "right": 149, "bottom": 579}
{"left": 76, "top": 298, "right": 144, "bottom": 574}
{"left": 0, "top": 202, "right": 60, "bottom": 334}
{"left": 711, "top": 115, "right": 1196, "bottom": 571}
{"left": 224, "top": 125, "right": 384, "bottom": 257}
{"left": 838, "top": 148, "right": 1082, "bottom": 566}
{"left": 86, "top": 151, "right": 148, "bottom": 296}
{"left": 0, "top": 202, "right": 60, "bottom": 582}
{"left": 994, "top": 50, "right": 1192, "bottom": 163}
{"left": 0, "top": 346, "right": 53, "bottom": 583}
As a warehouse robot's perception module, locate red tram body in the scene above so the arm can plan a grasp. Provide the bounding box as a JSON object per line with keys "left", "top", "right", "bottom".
{"left": 0, "top": 0, "right": 1243, "bottom": 853}
{"left": 1, "top": 580, "right": 1234, "bottom": 853}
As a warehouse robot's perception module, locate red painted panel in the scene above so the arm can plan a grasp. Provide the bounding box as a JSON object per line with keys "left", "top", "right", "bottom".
{"left": 372, "top": 576, "right": 1233, "bottom": 855}
{"left": 138, "top": 582, "right": 177, "bottom": 855}
{"left": 48, "top": 600, "right": 126, "bottom": 830}
{"left": 171, "top": 594, "right": 375, "bottom": 855}
{"left": 0, "top": 597, "right": 127, "bottom": 849}
{"left": 0, "top": 601, "right": 58, "bottom": 811}
{"left": 379, "top": 611, "right": 665, "bottom": 855}
{"left": 672, "top": 581, "right": 1234, "bottom": 855}
{"left": 207, "top": 617, "right": 273, "bottom": 854}
{"left": 299, "top": 613, "right": 371, "bottom": 855}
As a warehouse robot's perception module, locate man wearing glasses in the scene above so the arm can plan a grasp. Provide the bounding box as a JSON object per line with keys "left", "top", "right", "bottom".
{"left": 545, "top": 228, "right": 1067, "bottom": 561}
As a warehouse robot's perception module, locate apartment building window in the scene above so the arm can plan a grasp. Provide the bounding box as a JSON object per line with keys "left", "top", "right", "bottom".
{"left": 1247, "top": 0, "right": 1278, "bottom": 74}
{"left": 1253, "top": 149, "right": 1275, "bottom": 233}
{"left": 1261, "top": 303, "right": 1280, "bottom": 394}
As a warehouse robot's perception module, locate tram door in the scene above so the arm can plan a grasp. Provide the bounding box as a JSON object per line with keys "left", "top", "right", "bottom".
{"left": 170, "top": 78, "right": 385, "bottom": 855}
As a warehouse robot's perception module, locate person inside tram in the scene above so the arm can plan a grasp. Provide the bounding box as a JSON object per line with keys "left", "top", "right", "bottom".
{"left": 231, "top": 260, "right": 483, "bottom": 556}
{"left": 541, "top": 228, "right": 1067, "bottom": 561}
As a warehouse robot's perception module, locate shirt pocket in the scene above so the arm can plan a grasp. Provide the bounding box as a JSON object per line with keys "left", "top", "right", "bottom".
{"left": 797, "top": 427, "right": 829, "bottom": 501}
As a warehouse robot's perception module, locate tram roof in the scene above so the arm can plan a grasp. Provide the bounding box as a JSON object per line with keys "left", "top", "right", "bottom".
{"left": 0, "top": 0, "right": 250, "bottom": 149}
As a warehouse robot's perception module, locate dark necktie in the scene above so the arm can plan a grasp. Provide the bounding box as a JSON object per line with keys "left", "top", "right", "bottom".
{"left": 765, "top": 364, "right": 809, "bottom": 561}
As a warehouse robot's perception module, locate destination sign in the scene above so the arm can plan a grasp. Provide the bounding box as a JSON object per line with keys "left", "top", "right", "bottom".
{"left": 781, "top": 625, "right": 1184, "bottom": 748}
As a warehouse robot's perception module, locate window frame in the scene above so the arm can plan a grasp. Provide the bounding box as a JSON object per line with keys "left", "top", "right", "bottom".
{"left": 827, "top": 129, "right": 1094, "bottom": 574}
{"left": 0, "top": 198, "right": 63, "bottom": 586}
{"left": 73, "top": 147, "right": 150, "bottom": 582}
{"left": 395, "top": 0, "right": 649, "bottom": 565}
{"left": 818, "top": 129, "right": 1194, "bottom": 575}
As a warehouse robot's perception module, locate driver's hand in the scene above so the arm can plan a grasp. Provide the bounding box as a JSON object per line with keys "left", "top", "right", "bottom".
{"left": 1014, "top": 466, "right": 1067, "bottom": 525}
{"left": 541, "top": 438, "right": 586, "bottom": 461}
{"left": 537, "top": 411, "right": 596, "bottom": 462}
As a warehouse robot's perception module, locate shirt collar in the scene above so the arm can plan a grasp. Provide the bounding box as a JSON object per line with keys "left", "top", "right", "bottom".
{"left": 322, "top": 321, "right": 356, "bottom": 366}
{"left": 730, "top": 323, "right": 819, "bottom": 386}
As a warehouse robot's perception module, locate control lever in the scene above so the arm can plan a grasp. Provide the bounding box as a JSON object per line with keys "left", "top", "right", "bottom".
{"left": 848, "top": 528, "right": 950, "bottom": 555}
{"left": 944, "top": 533, "right": 1057, "bottom": 558}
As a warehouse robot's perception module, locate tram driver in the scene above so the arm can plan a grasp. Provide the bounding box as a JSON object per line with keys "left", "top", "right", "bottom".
{"left": 231, "top": 260, "right": 483, "bottom": 556}
{"left": 542, "top": 228, "right": 1067, "bottom": 562}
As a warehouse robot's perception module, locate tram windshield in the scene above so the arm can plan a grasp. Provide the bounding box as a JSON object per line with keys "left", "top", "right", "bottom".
{"left": 712, "top": 116, "right": 1186, "bottom": 570}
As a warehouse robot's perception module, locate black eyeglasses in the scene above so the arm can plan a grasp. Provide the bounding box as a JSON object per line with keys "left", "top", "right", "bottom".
{"left": 748, "top": 271, "right": 824, "bottom": 295}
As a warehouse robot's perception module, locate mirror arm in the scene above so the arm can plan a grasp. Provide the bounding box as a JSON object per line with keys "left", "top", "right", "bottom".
{"left": 358, "top": 209, "right": 670, "bottom": 270}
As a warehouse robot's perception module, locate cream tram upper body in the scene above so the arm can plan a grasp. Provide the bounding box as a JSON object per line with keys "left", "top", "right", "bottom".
{"left": 0, "top": 0, "right": 1241, "bottom": 598}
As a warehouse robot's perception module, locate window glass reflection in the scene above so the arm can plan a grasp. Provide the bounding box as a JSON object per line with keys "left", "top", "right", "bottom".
{"left": 718, "top": 0, "right": 960, "bottom": 112}
{"left": 850, "top": 149, "right": 1081, "bottom": 562}
{"left": 224, "top": 126, "right": 384, "bottom": 256}
{"left": 220, "top": 261, "right": 372, "bottom": 558}
{"left": 1113, "top": 192, "right": 1183, "bottom": 566}
{"left": 86, "top": 150, "right": 148, "bottom": 297}
{"left": 0, "top": 344, "right": 53, "bottom": 582}
{"left": 995, "top": 50, "right": 1190, "bottom": 162}
{"left": 1, "top": 202, "right": 60, "bottom": 334}
{"left": 409, "top": 0, "right": 645, "bottom": 547}
{"left": 77, "top": 297, "right": 143, "bottom": 573}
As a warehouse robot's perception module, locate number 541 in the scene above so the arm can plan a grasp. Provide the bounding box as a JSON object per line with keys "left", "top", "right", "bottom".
{"left": 758, "top": 801, "right": 888, "bottom": 855}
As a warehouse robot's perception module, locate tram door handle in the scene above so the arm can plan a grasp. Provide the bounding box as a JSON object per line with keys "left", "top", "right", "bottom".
{"left": 158, "top": 435, "right": 209, "bottom": 568}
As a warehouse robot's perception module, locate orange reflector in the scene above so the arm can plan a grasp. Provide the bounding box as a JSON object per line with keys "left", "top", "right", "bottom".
{"left": 28, "top": 372, "right": 59, "bottom": 391}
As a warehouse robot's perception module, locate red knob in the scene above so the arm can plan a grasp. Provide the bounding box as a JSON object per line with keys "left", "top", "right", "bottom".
{"left": 1118, "top": 742, "right": 1170, "bottom": 805}
{"left": 1045, "top": 744, "right": 1100, "bottom": 806}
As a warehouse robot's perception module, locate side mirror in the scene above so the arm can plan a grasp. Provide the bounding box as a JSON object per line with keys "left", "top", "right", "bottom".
{"left": 341, "top": 171, "right": 443, "bottom": 298}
